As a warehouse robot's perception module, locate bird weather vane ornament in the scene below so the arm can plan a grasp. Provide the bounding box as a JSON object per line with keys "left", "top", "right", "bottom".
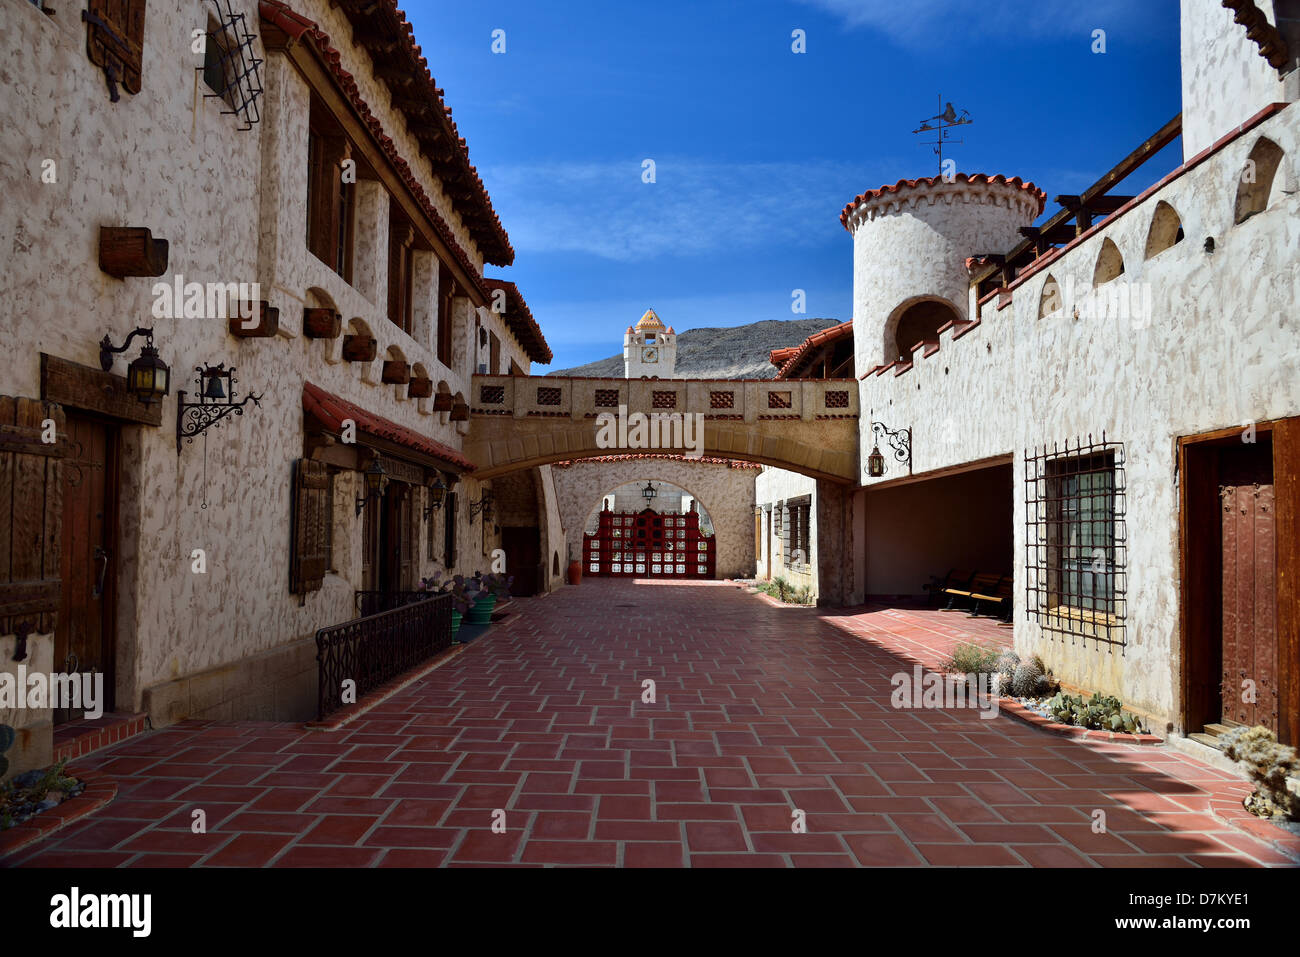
{"left": 913, "top": 97, "right": 973, "bottom": 177}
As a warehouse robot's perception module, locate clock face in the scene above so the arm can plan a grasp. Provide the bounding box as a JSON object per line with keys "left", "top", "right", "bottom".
{"left": 642, "top": 347, "right": 658, "bottom": 362}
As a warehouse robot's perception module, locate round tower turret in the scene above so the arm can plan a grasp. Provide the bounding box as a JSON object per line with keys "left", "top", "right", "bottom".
{"left": 841, "top": 173, "right": 1045, "bottom": 369}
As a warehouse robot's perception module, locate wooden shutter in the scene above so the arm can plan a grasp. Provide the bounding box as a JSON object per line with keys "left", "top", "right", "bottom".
{"left": 290, "top": 458, "right": 330, "bottom": 597}
{"left": 444, "top": 491, "right": 458, "bottom": 567}
{"left": 0, "top": 396, "right": 66, "bottom": 636}
{"left": 84, "top": 0, "right": 147, "bottom": 101}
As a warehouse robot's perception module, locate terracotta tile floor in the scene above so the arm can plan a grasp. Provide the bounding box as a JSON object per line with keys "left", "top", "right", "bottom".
{"left": 8, "top": 580, "right": 1297, "bottom": 868}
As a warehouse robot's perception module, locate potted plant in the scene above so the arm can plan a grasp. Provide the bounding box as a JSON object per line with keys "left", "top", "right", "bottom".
{"left": 465, "top": 571, "right": 497, "bottom": 626}
{"left": 447, "top": 575, "right": 480, "bottom": 640}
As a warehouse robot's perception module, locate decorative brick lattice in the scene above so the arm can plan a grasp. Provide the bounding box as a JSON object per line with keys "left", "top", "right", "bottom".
{"left": 536, "top": 387, "right": 562, "bottom": 406}
{"left": 652, "top": 391, "right": 677, "bottom": 409}
{"left": 825, "top": 390, "right": 849, "bottom": 409}
{"left": 594, "top": 388, "right": 620, "bottom": 407}
{"left": 479, "top": 385, "right": 505, "bottom": 405}
{"left": 710, "top": 391, "right": 735, "bottom": 409}
{"left": 767, "top": 391, "right": 792, "bottom": 409}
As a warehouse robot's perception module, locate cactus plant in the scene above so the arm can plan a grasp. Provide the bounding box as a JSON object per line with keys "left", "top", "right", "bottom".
{"left": 1046, "top": 691, "right": 1142, "bottom": 733}
{"left": 1219, "top": 725, "right": 1300, "bottom": 820}
{"left": 1011, "top": 658, "right": 1047, "bottom": 697}
{"left": 0, "top": 723, "right": 14, "bottom": 779}
{"left": 989, "top": 652, "right": 1019, "bottom": 696}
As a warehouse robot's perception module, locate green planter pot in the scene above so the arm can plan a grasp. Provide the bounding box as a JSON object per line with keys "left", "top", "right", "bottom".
{"left": 466, "top": 594, "right": 496, "bottom": 625}
{"left": 450, "top": 610, "right": 463, "bottom": 641}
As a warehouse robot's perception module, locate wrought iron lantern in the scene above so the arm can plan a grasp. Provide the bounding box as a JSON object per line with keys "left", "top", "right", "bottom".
{"left": 355, "top": 456, "right": 389, "bottom": 516}
{"left": 423, "top": 472, "right": 447, "bottom": 520}
{"left": 866, "top": 421, "right": 912, "bottom": 478}
{"left": 99, "top": 327, "right": 171, "bottom": 406}
{"left": 641, "top": 481, "right": 658, "bottom": 504}
{"left": 469, "top": 488, "right": 494, "bottom": 523}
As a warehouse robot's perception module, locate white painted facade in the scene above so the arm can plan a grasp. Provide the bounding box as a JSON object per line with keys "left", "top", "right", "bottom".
{"left": 845, "top": 2, "right": 1300, "bottom": 734}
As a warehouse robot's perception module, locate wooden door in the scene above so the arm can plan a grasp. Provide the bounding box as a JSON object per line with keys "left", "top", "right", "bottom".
{"left": 501, "top": 526, "right": 540, "bottom": 596}
{"left": 1220, "top": 451, "right": 1278, "bottom": 731}
{"left": 378, "top": 483, "right": 413, "bottom": 592}
{"left": 55, "top": 414, "right": 117, "bottom": 723}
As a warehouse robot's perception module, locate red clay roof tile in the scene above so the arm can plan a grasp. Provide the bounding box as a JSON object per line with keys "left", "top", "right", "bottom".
{"left": 840, "top": 173, "right": 1047, "bottom": 230}
{"left": 303, "top": 381, "right": 475, "bottom": 472}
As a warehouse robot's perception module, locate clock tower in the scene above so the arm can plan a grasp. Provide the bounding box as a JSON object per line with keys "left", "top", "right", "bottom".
{"left": 623, "top": 309, "right": 677, "bottom": 378}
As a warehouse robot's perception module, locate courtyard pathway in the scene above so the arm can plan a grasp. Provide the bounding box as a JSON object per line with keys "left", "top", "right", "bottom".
{"left": 6, "top": 580, "right": 1296, "bottom": 868}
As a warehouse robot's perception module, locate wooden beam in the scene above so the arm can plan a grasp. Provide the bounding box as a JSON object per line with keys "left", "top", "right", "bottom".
{"left": 99, "top": 226, "right": 168, "bottom": 278}
{"left": 40, "top": 353, "right": 163, "bottom": 427}
{"left": 1056, "top": 194, "right": 1137, "bottom": 214}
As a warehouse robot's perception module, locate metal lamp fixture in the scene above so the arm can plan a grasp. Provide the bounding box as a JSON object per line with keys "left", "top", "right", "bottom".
{"left": 355, "top": 456, "right": 389, "bottom": 516}
{"left": 641, "top": 480, "right": 658, "bottom": 504}
{"left": 176, "top": 362, "right": 263, "bottom": 453}
{"left": 423, "top": 472, "right": 447, "bottom": 520}
{"left": 469, "top": 488, "right": 493, "bottom": 522}
{"left": 99, "top": 327, "right": 171, "bottom": 406}
{"left": 866, "top": 421, "right": 912, "bottom": 478}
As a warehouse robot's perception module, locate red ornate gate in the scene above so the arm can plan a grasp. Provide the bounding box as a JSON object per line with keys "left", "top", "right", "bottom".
{"left": 583, "top": 507, "right": 715, "bottom": 579}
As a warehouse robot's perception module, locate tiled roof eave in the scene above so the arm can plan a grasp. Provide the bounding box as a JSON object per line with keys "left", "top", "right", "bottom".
{"left": 302, "top": 381, "right": 476, "bottom": 472}
{"left": 259, "top": 0, "right": 511, "bottom": 284}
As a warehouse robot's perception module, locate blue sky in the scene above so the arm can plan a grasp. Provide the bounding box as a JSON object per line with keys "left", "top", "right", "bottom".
{"left": 403, "top": 0, "right": 1183, "bottom": 370}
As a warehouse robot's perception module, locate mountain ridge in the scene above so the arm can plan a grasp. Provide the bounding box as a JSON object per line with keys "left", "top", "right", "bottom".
{"left": 548, "top": 317, "right": 844, "bottom": 379}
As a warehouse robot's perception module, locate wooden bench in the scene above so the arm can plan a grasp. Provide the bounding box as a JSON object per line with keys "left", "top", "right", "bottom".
{"left": 923, "top": 569, "right": 973, "bottom": 607}
{"left": 970, "top": 577, "right": 1013, "bottom": 621}
{"left": 942, "top": 573, "right": 1004, "bottom": 612}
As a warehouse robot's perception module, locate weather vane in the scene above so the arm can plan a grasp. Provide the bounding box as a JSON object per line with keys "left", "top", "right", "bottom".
{"left": 913, "top": 96, "right": 973, "bottom": 175}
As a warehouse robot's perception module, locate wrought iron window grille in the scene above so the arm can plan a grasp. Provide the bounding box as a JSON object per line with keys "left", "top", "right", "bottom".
{"left": 1024, "top": 433, "right": 1128, "bottom": 650}
{"left": 198, "top": 0, "right": 264, "bottom": 131}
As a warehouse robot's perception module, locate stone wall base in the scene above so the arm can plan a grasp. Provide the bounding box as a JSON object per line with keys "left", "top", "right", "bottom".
{"left": 142, "top": 636, "right": 318, "bottom": 727}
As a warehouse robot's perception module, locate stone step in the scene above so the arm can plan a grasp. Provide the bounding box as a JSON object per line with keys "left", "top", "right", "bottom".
{"left": 1188, "top": 732, "right": 1225, "bottom": 751}
{"left": 1203, "top": 723, "right": 1238, "bottom": 737}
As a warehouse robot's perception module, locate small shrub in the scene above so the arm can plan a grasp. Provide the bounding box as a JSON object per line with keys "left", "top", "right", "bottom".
{"left": 1219, "top": 725, "right": 1300, "bottom": 821}
{"left": 946, "top": 642, "right": 1001, "bottom": 677}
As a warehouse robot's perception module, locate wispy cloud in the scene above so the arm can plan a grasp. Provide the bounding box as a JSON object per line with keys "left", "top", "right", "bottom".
{"left": 482, "top": 157, "right": 873, "bottom": 262}
{"left": 794, "top": 0, "right": 1141, "bottom": 48}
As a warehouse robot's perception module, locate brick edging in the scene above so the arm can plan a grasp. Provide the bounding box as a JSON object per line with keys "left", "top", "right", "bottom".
{"left": 303, "top": 644, "right": 465, "bottom": 732}
{"left": 0, "top": 770, "right": 117, "bottom": 860}
{"left": 53, "top": 713, "right": 148, "bottom": 763}
{"left": 995, "top": 696, "right": 1164, "bottom": 745}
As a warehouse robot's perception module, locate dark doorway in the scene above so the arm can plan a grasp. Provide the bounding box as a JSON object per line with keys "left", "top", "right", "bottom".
{"left": 501, "top": 526, "right": 541, "bottom": 596}
{"left": 1181, "top": 424, "right": 1299, "bottom": 745}
{"left": 363, "top": 480, "right": 414, "bottom": 593}
{"left": 55, "top": 413, "right": 119, "bottom": 723}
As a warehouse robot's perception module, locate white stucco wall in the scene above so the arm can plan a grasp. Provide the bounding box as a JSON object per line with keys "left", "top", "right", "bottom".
{"left": 0, "top": 0, "right": 520, "bottom": 726}
{"left": 1181, "top": 0, "right": 1289, "bottom": 159}
{"left": 754, "top": 467, "right": 819, "bottom": 596}
{"left": 852, "top": 102, "right": 1300, "bottom": 730}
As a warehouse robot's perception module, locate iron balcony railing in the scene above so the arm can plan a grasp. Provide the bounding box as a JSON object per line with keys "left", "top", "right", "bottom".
{"left": 315, "top": 591, "right": 452, "bottom": 720}
{"left": 354, "top": 589, "right": 431, "bottom": 617}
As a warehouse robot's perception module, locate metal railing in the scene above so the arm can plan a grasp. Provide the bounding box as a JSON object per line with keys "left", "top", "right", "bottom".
{"left": 315, "top": 592, "right": 452, "bottom": 720}
{"left": 354, "top": 589, "right": 430, "bottom": 617}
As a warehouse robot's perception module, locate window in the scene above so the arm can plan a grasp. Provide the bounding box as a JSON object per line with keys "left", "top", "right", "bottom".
{"left": 306, "top": 107, "right": 354, "bottom": 282}
{"left": 387, "top": 206, "right": 415, "bottom": 334}
{"left": 783, "top": 497, "right": 811, "bottom": 568}
{"left": 437, "top": 261, "right": 455, "bottom": 367}
{"left": 1025, "top": 440, "right": 1127, "bottom": 646}
{"left": 202, "top": 16, "right": 237, "bottom": 109}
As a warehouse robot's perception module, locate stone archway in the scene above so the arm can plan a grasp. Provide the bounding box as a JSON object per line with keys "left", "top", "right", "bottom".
{"left": 882, "top": 296, "right": 963, "bottom": 365}
{"left": 549, "top": 457, "right": 758, "bottom": 579}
